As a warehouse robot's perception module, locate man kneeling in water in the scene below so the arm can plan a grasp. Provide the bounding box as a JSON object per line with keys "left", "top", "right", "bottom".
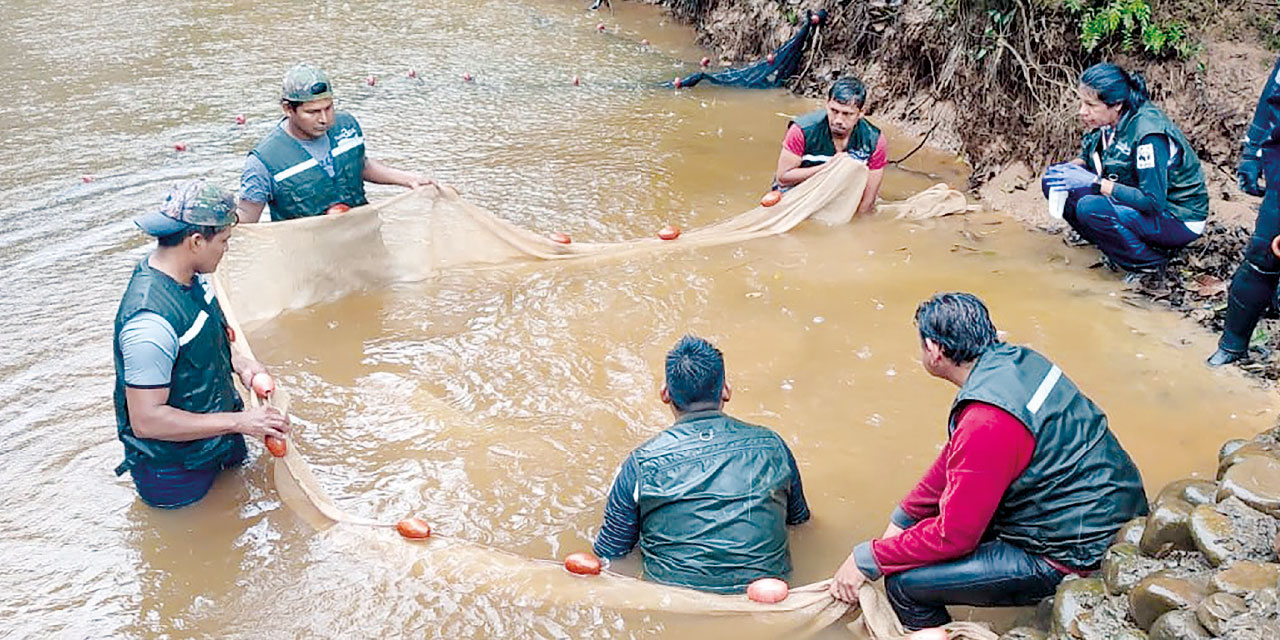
{"left": 593, "top": 336, "right": 810, "bottom": 593}
{"left": 829, "top": 293, "right": 1147, "bottom": 629}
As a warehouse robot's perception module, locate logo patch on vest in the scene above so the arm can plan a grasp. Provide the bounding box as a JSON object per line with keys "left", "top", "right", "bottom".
{"left": 1136, "top": 143, "right": 1155, "bottom": 170}
{"left": 334, "top": 126, "right": 359, "bottom": 143}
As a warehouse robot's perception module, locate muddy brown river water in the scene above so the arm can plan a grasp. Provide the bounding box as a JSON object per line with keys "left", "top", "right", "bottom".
{"left": 1, "top": 0, "right": 1277, "bottom": 637}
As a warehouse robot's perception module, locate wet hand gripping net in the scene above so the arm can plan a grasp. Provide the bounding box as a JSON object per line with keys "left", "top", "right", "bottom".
{"left": 213, "top": 157, "right": 992, "bottom": 638}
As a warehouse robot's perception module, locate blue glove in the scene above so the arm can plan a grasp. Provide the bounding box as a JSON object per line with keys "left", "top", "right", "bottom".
{"left": 1238, "top": 158, "right": 1264, "bottom": 197}
{"left": 1044, "top": 163, "right": 1098, "bottom": 192}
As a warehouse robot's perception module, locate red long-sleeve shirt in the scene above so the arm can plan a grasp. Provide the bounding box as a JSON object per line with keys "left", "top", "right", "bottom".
{"left": 863, "top": 402, "right": 1035, "bottom": 577}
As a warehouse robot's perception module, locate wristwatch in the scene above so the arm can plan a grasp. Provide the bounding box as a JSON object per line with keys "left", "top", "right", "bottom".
{"left": 1090, "top": 180, "right": 1103, "bottom": 195}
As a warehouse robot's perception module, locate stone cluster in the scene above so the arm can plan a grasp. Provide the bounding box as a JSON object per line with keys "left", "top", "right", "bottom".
{"left": 996, "top": 427, "right": 1280, "bottom": 640}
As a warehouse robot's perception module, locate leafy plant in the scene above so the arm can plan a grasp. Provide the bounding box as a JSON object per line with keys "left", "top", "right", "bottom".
{"left": 1075, "top": 0, "right": 1194, "bottom": 58}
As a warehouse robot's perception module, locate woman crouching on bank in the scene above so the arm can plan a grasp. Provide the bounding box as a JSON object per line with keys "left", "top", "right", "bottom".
{"left": 1043, "top": 63, "right": 1209, "bottom": 277}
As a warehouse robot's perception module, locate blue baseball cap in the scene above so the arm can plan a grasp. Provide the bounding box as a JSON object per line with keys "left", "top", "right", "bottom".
{"left": 134, "top": 180, "right": 238, "bottom": 237}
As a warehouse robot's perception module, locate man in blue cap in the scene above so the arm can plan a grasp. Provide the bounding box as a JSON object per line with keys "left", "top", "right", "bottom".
{"left": 113, "top": 180, "right": 291, "bottom": 508}
{"left": 238, "top": 64, "right": 430, "bottom": 222}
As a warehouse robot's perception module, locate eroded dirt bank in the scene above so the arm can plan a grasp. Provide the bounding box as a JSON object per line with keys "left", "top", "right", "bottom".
{"left": 649, "top": 0, "right": 1280, "bottom": 378}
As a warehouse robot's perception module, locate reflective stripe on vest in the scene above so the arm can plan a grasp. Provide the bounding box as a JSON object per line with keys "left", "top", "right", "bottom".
{"left": 1025, "top": 365, "right": 1061, "bottom": 414}
{"left": 271, "top": 136, "right": 364, "bottom": 182}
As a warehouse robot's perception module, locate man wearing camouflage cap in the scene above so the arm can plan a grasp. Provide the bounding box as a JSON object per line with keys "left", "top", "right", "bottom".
{"left": 113, "top": 180, "right": 291, "bottom": 508}
{"left": 238, "top": 64, "right": 429, "bottom": 222}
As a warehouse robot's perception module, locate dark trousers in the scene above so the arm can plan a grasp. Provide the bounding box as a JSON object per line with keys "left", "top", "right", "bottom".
{"left": 1064, "top": 195, "right": 1199, "bottom": 271}
{"left": 884, "top": 540, "right": 1065, "bottom": 630}
{"left": 130, "top": 437, "right": 247, "bottom": 509}
{"left": 1220, "top": 149, "right": 1280, "bottom": 353}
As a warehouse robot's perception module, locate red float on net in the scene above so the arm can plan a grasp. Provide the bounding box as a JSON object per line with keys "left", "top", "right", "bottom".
{"left": 746, "top": 578, "right": 789, "bottom": 604}
{"left": 760, "top": 190, "right": 782, "bottom": 207}
{"left": 549, "top": 232, "right": 572, "bottom": 244}
{"left": 396, "top": 517, "right": 432, "bottom": 539}
{"left": 173, "top": 142, "right": 188, "bottom": 152}
{"left": 657, "top": 224, "right": 681, "bottom": 241}
{"left": 564, "top": 551, "right": 603, "bottom": 575}
{"left": 264, "top": 435, "right": 287, "bottom": 457}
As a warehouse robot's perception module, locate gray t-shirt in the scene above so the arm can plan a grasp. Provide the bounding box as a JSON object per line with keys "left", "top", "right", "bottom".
{"left": 240, "top": 122, "right": 337, "bottom": 206}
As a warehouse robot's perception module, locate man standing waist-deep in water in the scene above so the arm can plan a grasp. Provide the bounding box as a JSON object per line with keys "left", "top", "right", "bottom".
{"left": 829, "top": 292, "right": 1147, "bottom": 630}
{"left": 593, "top": 335, "right": 810, "bottom": 593}
{"left": 113, "top": 181, "right": 291, "bottom": 508}
{"left": 774, "top": 75, "right": 888, "bottom": 215}
{"left": 238, "top": 63, "right": 431, "bottom": 222}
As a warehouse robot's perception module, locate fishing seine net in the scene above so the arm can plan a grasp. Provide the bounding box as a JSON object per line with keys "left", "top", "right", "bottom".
{"left": 212, "top": 157, "right": 992, "bottom": 638}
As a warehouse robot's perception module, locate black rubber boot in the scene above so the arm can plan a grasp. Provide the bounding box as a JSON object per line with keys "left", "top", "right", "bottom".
{"left": 1209, "top": 262, "right": 1280, "bottom": 366}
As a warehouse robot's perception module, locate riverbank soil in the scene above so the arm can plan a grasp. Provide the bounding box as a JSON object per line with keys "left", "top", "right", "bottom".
{"left": 657, "top": 0, "right": 1280, "bottom": 379}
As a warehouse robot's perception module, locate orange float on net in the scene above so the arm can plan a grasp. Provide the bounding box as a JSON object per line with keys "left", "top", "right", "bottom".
{"left": 672, "top": 77, "right": 683, "bottom": 89}
{"left": 366, "top": 75, "right": 377, "bottom": 86}
{"left": 173, "top": 142, "right": 188, "bottom": 152}
{"left": 657, "top": 224, "right": 681, "bottom": 241}
{"left": 564, "top": 551, "right": 603, "bottom": 575}
{"left": 326, "top": 203, "right": 351, "bottom": 215}
{"left": 396, "top": 517, "right": 432, "bottom": 539}
{"left": 571, "top": 75, "right": 580, "bottom": 86}
{"left": 700, "top": 56, "right": 711, "bottom": 68}
{"left": 641, "top": 38, "right": 650, "bottom": 45}
{"left": 250, "top": 372, "right": 275, "bottom": 399}
{"left": 596, "top": 22, "right": 606, "bottom": 32}
{"left": 462, "top": 72, "right": 473, "bottom": 83}
{"left": 549, "top": 232, "right": 572, "bottom": 244}
{"left": 746, "top": 577, "right": 789, "bottom": 603}
{"left": 408, "top": 68, "right": 418, "bottom": 79}
{"left": 760, "top": 190, "right": 782, "bottom": 207}
{"left": 264, "top": 435, "right": 287, "bottom": 457}
{"left": 81, "top": 175, "right": 94, "bottom": 183}
{"left": 1270, "top": 234, "right": 1280, "bottom": 259}
{"left": 234, "top": 114, "right": 246, "bottom": 125}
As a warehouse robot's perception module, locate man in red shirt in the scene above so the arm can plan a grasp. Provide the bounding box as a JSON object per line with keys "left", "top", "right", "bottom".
{"left": 774, "top": 76, "right": 888, "bottom": 216}
{"left": 829, "top": 292, "right": 1147, "bottom": 630}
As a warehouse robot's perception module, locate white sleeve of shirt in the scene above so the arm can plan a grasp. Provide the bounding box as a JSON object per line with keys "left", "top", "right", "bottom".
{"left": 119, "top": 312, "right": 179, "bottom": 388}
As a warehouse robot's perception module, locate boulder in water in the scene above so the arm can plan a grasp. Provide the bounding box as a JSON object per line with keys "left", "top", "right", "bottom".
{"left": 1116, "top": 517, "right": 1147, "bottom": 546}
{"left": 1218, "top": 456, "right": 1280, "bottom": 515}
{"left": 1148, "top": 609, "right": 1212, "bottom": 640}
{"left": 1195, "top": 592, "right": 1247, "bottom": 636}
{"left": 1052, "top": 577, "right": 1106, "bottom": 636}
{"left": 1141, "top": 498, "right": 1196, "bottom": 556}
{"left": 1155, "top": 478, "right": 1218, "bottom": 509}
{"left": 1129, "top": 572, "right": 1210, "bottom": 630}
{"left": 1210, "top": 561, "right": 1280, "bottom": 596}
{"left": 1103, "top": 543, "right": 1147, "bottom": 595}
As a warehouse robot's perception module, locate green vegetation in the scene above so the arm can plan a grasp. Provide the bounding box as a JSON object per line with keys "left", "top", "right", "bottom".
{"left": 1063, "top": 0, "right": 1196, "bottom": 57}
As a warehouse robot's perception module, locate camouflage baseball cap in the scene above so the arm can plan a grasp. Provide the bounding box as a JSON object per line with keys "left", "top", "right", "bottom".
{"left": 282, "top": 64, "right": 333, "bottom": 102}
{"left": 134, "top": 180, "right": 237, "bottom": 237}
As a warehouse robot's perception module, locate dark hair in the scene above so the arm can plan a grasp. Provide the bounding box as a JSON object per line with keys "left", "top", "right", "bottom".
{"left": 282, "top": 99, "right": 304, "bottom": 111}
{"left": 828, "top": 75, "right": 868, "bottom": 109}
{"left": 1080, "top": 63, "right": 1149, "bottom": 113}
{"left": 156, "top": 225, "right": 224, "bottom": 247}
{"left": 914, "top": 292, "right": 1000, "bottom": 364}
{"left": 664, "top": 335, "right": 725, "bottom": 411}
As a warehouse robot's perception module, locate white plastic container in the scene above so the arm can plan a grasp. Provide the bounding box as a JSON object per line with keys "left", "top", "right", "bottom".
{"left": 1047, "top": 187, "right": 1067, "bottom": 220}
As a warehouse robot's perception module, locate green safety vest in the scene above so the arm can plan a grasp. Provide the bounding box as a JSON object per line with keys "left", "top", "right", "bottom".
{"left": 249, "top": 111, "right": 368, "bottom": 220}
{"left": 791, "top": 108, "right": 881, "bottom": 168}
{"left": 112, "top": 259, "right": 244, "bottom": 475}
{"left": 633, "top": 411, "right": 797, "bottom": 593}
{"left": 1080, "top": 101, "right": 1209, "bottom": 224}
{"left": 949, "top": 343, "right": 1148, "bottom": 569}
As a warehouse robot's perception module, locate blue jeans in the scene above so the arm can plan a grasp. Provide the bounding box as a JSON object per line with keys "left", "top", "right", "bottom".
{"left": 1064, "top": 195, "right": 1199, "bottom": 271}
{"left": 884, "top": 540, "right": 1066, "bottom": 630}
{"left": 130, "top": 436, "right": 247, "bottom": 509}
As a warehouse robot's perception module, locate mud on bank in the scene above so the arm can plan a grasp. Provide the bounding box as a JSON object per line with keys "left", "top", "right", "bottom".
{"left": 647, "top": 0, "right": 1280, "bottom": 379}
